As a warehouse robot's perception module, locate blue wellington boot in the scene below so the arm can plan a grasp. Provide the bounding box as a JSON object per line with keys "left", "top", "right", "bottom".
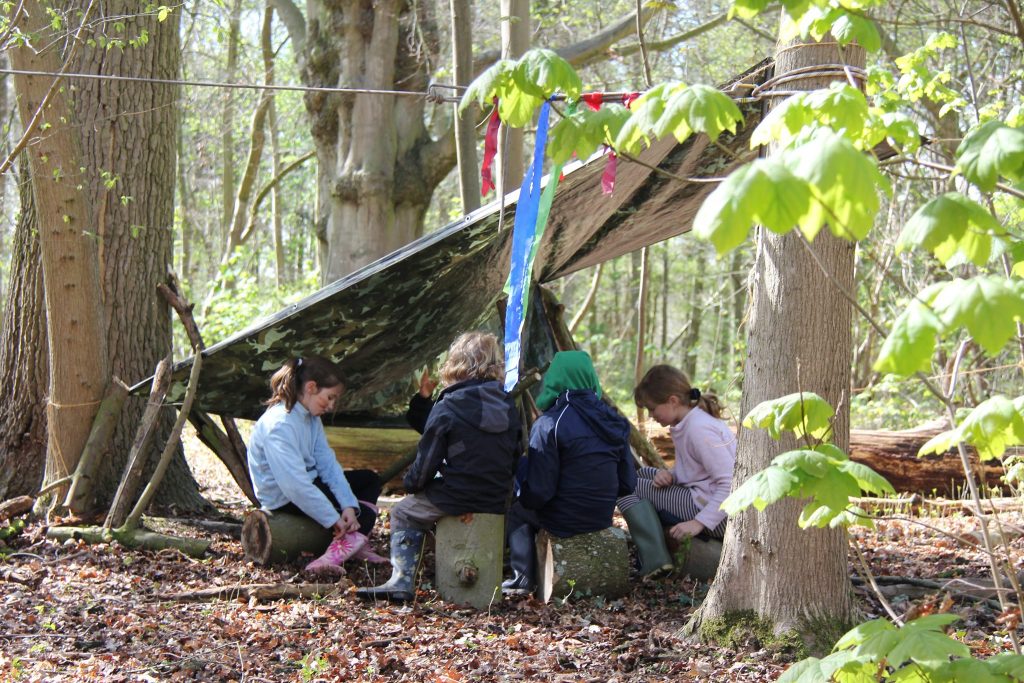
{"left": 355, "top": 529, "right": 425, "bottom": 602}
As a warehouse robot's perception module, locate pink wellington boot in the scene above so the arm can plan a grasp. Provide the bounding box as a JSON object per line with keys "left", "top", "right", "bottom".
{"left": 304, "top": 532, "right": 367, "bottom": 575}
{"left": 349, "top": 532, "right": 389, "bottom": 564}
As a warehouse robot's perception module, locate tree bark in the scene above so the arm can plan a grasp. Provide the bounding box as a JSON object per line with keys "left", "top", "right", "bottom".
{"left": 10, "top": 2, "right": 110, "bottom": 500}
{"left": 498, "top": 0, "right": 529, "bottom": 192}
{"left": 0, "top": 158, "right": 47, "bottom": 500}
{"left": 450, "top": 0, "right": 480, "bottom": 213}
{"left": 261, "top": 1, "right": 288, "bottom": 285}
{"left": 221, "top": 0, "right": 243, "bottom": 243}
{"left": 302, "top": 0, "right": 453, "bottom": 282}
{"left": 694, "top": 32, "right": 865, "bottom": 647}
{"left": 680, "top": 255, "right": 707, "bottom": 378}
{"left": 70, "top": 1, "right": 208, "bottom": 513}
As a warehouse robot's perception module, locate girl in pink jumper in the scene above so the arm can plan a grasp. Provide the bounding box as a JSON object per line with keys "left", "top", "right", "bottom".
{"left": 618, "top": 365, "right": 735, "bottom": 542}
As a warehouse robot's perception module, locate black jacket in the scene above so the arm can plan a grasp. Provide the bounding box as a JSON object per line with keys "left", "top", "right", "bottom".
{"left": 518, "top": 389, "right": 635, "bottom": 537}
{"left": 404, "top": 378, "right": 520, "bottom": 515}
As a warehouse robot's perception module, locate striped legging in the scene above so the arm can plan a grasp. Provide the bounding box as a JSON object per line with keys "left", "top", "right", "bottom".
{"left": 618, "top": 467, "right": 727, "bottom": 539}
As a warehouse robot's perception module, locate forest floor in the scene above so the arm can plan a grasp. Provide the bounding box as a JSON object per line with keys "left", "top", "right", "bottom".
{"left": 2, "top": 442, "right": 1023, "bottom": 682}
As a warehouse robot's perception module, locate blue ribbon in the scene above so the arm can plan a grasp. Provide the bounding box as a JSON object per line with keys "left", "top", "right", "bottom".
{"left": 503, "top": 100, "right": 552, "bottom": 391}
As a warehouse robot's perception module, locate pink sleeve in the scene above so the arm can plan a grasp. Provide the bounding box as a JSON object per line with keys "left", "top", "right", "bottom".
{"left": 686, "top": 422, "right": 736, "bottom": 531}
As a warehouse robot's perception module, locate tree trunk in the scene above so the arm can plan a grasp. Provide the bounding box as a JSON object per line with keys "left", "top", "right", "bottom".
{"left": 302, "top": 0, "right": 455, "bottom": 282}
{"left": 0, "top": 158, "right": 47, "bottom": 500}
{"left": 221, "top": 0, "right": 242, "bottom": 244}
{"left": 498, "top": 0, "right": 529, "bottom": 191}
{"left": 71, "top": 1, "right": 208, "bottom": 513}
{"left": 262, "top": 1, "right": 288, "bottom": 286}
{"left": 450, "top": 0, "right": 480, "bottom": 213}
{"left": 680, "top": 254, "right": 707, "bottom": 378}
{"left": 10, "top": 2, "right": 110, "bottom": 499}
{"left": 694, "top": 33, "right": 865, "bottom": 649}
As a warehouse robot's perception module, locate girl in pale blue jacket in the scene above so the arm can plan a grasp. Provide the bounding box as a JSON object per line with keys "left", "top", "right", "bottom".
{"left": 248, "top": 356, "right": 386, "bottom": 575}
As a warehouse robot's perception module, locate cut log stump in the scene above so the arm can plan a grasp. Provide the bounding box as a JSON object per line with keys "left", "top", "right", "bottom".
{"left": 536, "top": 527, "right": 630, "bottom": 603}
{"left": 671, "top": 536, "right": 723, "bottom": 581}
{"left": 241, "top": 510, "right": 332, "bottom": 566}
{"left": 435, "top": 513, "right": 504, "bottom": 609}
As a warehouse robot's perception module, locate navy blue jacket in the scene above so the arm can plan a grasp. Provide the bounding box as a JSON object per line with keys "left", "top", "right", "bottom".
{"left": 404, "top": 378, "right": 520, "bottom": 515}
{"left": 518, "top": 390, "right": 636, "bottom": 537}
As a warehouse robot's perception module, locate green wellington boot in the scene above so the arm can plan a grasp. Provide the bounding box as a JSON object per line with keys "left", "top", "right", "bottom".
{"left": 355, "top": 528, "right": 425, "bottom": 602}
{"left": 622, "top": 500, "right": 674, "bottom": 579}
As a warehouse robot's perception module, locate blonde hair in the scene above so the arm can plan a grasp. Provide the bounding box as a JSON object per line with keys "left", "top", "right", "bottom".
{"left": 634, "top": 364, "right": 723, "bottom": 419}
{"left": 439, "top": 332, "right": 504, "bottom": 386}
{"left": 267, "top": 356, "right": 344, "bottom": 410}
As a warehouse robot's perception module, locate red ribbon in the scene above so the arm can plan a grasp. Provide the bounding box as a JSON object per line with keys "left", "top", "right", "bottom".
{"left": 622, "top": 92, "right": 641, "bottom": 109}
{"left": 581, "top": 92, "right": 604, "bottom": 111}
{"left": 601, "top": 149, "right": 617, "bottom": 195}
{"left": 480, "top": 98, "right": 501, "bottom": 196}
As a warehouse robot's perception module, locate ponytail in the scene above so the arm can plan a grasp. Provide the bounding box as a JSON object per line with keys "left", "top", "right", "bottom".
{"left": 266, "top": 356, "right": 344, "bottom": 411}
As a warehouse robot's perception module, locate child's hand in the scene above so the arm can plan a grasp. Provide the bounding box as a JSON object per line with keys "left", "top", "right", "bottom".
{"left": 652, "top": 468, "right": 675, "bottom": 488}
{"left": 419, "top": 369, "right": 438, "bottom": 398}
{"left": 333, "top": 508, "right": 360, "bottom": 537}
{"left": 668, "top": 520, "right": 705, "bottom": 540}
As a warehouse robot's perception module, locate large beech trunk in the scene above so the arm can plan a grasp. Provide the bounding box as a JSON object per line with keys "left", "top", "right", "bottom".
{"left": 694, "top": 34, "right": 864, "bottom": 646}
{"left": 10, "top": 2, "right": 110, "bottom": 496}
{"left": 71, "top": 1, "right": 207, "bottom": 513}
{"left": 303, "top": 0, "right": 455, "bottom": 282}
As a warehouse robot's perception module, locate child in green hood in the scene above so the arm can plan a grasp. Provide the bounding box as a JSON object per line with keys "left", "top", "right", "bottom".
{"left": 502, "top": 351, "right": 636, "bottom": 596}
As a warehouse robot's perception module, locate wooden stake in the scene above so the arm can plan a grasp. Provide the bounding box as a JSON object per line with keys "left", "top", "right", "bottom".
{"left": 104, "top": 358, "right": 172, "bottom": 529}
{"left": 120, "top": 351, "right": 203, "bottom": 533}
{"left": 64, "top": 377, "right": 130, "bottom": 514}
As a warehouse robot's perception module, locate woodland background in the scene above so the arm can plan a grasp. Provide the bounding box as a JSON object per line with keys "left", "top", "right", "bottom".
{"left": 1, "top": 0, "right": 1024, "bottom": 680}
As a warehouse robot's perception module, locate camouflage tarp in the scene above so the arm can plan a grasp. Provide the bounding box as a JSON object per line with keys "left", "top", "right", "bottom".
{"left": 147, "top": 63, "right": 768, "bottom": 424}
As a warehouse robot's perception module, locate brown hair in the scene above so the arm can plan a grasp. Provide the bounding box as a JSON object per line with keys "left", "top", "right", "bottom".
{"left": 634, "top": 364, "right": 723, "bottom": 419}
{"left": 266, "top": 355, "right": 344, "bottom": 411}
{"left": 439, "top": 332, "right": 504, "bottom": 386}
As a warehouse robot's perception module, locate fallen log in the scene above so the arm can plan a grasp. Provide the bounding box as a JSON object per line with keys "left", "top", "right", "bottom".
{"left": 157, "top": 580, "right": 351, "bottom": 602}
{"left": 0, "top": 496, "right": 35, "bottom": 521}
{"left": 45, "top": 525, "right": 210, "bottom": 558}
{"left": 241, "top": 509, "right": 332, "bottom": 565}
{"left": 645, "top": 421, "right": 1011, "bottom": 497}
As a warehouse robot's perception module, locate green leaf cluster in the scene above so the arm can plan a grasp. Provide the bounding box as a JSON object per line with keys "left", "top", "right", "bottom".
{"left": 721, "top": 442, "right": 894, "bottom": 528}
{"left": 896, "top": 193, "right": 1004, "bottom": 267}
{"left": 615, "top": 82, "right": 744, "bottom": 155}
{"left": 548, "top": 106, "right": 630, "bottom": 165}
{"left": 694, "top": 128, "right": 891, "bottom": 253}
{"left": 919, "top": 395, "right": 1024, "bottom": 461}
{"left": 780, "top": 615, "right": 1024, "bottom": 682}
{"left": 743, "top": 392, "right": 835, "bottom": 440}
{"left": 955, "top": 120, "right": 1024, "bottom": 192}
{"left": 459, "top": 49, "right": 581, "bottom": 127}
{"left": 724, "top": 393, "right": 894, "bottom": 528}
{"left": 874, "top": 277, "right": 1024, "bottom": 375}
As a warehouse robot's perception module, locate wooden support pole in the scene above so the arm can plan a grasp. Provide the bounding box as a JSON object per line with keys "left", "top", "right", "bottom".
{"left": 157, "top": 275, "right": 254, "bottom": 499}
{"left": 104, "top": 358, "right": 172, "bottom": 529}
{"left": 64, "top": 377, "right": 130, "bottom": 514}
{"left": 120, "top": 351, "right": 203, "bottom": 533}
{"left": 187, "top": 410, "right": 259, "bottom": 505}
